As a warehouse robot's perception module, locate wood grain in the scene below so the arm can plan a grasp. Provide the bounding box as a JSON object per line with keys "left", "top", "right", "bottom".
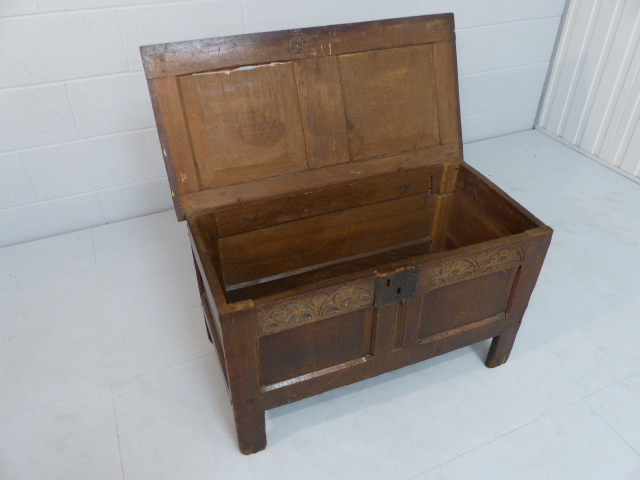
{"left": 176, "top": 143, "right": 460, "bottom": 217}
{"left": 445, "top": 189, "right": 511, "bottom": 247}
{"left": 417, "top": 267, "right": 517, "bottom": 339}
{"left": 256, "top": 280, "right": 373, "bottom": 335}
{"left": 431, "top": 194, "right": 454, "bottom": 252}
{"left": 260, "top": 311, "right": 508, "bottom": 409}
{"left": 218, "top": 194, "right": 436, "bottom": 287}
{"left": 146, "top": 77, "right": 200, "bottom": 199}
{"left": 431, "top": 163, "right": 459, "bottom": 251}
{"left": 146, "top": 14, "right": 463, "bottom": 219}
{"left": 142, "top": 14, "right": 554, "bottom": 457}
{"left": 227, "top": 241, "right": 432, "bottom": 303}
{"left": 141, "top": 14, "right": 455, "bottom": 79}
{"left": 433, "top": 41, "right": 462, "bottom": 145}
{"left": 486, "top": 228, "right": 552, "bottom": 367}
{"left": 215, "top": 166, "right": 441, "bottom": 237}
{"left": 338, "top": 44, "right": 440, "bottom": 160}
{"left": 440, "top": 163, "right": 459, "bottom": 194}
{"left": 179, "top": 63, "right": 308, "bottom": 188}
{"left": 457, "top": 163, "right": 542, "bottom": 233}
{"left": 295, "top": 56, "right": 350, "bottom": 168}
{"left": 259, "top": 309, "right": 372, "bottom": 385}
{"left": 219, "top": 308, "right": 267, "bottom": 454}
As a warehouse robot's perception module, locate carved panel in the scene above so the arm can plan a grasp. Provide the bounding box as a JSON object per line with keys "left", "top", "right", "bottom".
{"left": 428, "top": 246, "right": 524, "bottom": 289}
{"left": 258, "top": 283, "right": 374, "bottom": 335}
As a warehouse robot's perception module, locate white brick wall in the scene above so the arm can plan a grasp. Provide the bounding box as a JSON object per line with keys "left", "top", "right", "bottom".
{"left": 0, "top": 0, "right": 565, "bottom": 247}
{"left": 1, "top": 11, "right": 128, "bottom": 88}
{"left": 65, "top": 73, "right": 155, "bottom": 137}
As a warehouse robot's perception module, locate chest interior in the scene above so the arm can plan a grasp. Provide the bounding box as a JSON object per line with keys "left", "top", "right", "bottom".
{"left": 189, "top": 162, "right": 539, "bottom": 304}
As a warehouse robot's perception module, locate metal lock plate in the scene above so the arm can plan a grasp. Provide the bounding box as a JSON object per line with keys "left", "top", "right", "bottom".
{"left": 373, "top": 268, "right": 419, "bottom": 307}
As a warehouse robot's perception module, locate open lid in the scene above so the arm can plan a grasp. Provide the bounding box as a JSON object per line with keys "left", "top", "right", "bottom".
{"left": 141, "top": 13, "right": 463, "bottom": 219}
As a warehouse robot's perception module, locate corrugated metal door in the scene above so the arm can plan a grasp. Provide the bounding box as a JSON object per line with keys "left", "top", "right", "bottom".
{"left": 537, "top": 0, "right": 640, "bottom": 180}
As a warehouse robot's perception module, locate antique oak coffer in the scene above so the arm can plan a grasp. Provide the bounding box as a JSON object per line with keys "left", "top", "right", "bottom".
{"left": 141, "top": 13, "right": 552, "bottom": 454}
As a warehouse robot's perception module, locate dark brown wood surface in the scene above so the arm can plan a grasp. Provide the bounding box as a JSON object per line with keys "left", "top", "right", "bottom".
{"left": 144, "top": 14, "right": 462, "bottom": 220}
{"left": 433, "top": 40, "right": 462, "bottom": 145}
{"left": 142, "top": 14, "right": 553, "bottom": 456}
{"left": 456, "top": 163, "right": 542, "bottom": 232}
{"left": 146, "top": 77, "right": 200, "bottom": 198}
{"left": 141, "top": 14, "right": 455, "bottom": 79}
{"left": 256, "top": 226, "right": 551, "bottom": 410}
{"left": 176, "top": 144, "right": 459, "bottom": 218}
{"left": 218, "top": 193, "right": 436, "bottom": 287}
{"left": 259, "top": 309, "right": 373, "bottom": 385}
{"left": 417, "top": 267, "right": 517, "bottom": 339}
{"left": 187, "top": 160, "right": 552, "bottom": 453}
{"left": 226, "top": 241, "right": 432, "bottom": 302}
{"left": 447, "top": 188, "right": 511, "bottom": 246}
{"left": 215, "top": 166, "right": 441, "bottom": 237}
{"left": 180, "top": 63, "right": 308, "bottom": 188}
{"left": 338, "top": 44, "right": 440, "bottom": 160}
{"left": 295, "top": 56, "right": 351, "bottom": 168}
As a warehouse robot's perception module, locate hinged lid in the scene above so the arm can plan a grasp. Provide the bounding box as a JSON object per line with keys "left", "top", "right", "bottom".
{"left": 141, "top": 13, "right": 463, "bottom": 220}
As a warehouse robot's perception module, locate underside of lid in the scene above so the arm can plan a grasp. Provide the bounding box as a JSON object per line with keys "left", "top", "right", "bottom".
{"left": 142, "top": 13, "right": 463, "bottom": 219}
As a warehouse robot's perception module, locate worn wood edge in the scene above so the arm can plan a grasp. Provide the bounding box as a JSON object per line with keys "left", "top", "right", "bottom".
{"left": 141, "top": 14, "right": 455, "bottom": 79}
{"left": 430, "top": 162, "right": 459, "bottom": 249}
{"left": 147, "top": 77, "right": 200, "bottom": 210}
{"left": 146, "top": 78, "right": 180, "bottom": 202}
{"left": 456, "top": 163, "right": 537, "bottom": 234}
{"left": 440, "top": 162, "right": 459, "bottom": 193}
{"left": 215, "top": 306, "right": 267, "bottom": 454}
{"left": 433, "top": 40, "right": 463, "bottom": 146}
{"left": 431, "top": 194, "right": 454, "bottom": 251}
{"left": 261, "top": 356, "right": 370, "bottom": 393}
{"left": 485, "top": 223, "right": 553, "bottom": 368}
{"left": 176, "top": 143, "right": 460, "bottom": 217}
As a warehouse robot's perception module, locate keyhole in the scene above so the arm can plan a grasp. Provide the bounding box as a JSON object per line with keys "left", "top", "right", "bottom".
{"left": 387, "top": 279, "right": 391, "bottom": 286}
{"left": 397, "top": 287, "right": 402, "bottom": 294}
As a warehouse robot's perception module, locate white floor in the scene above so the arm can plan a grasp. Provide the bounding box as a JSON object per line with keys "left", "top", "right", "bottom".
{"left": 2, "top": 130, "right": 640, "bottom": 479}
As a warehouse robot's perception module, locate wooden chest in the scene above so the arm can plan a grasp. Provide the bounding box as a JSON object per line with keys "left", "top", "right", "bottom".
{"left": 142, "top": 13, "right": 552, "bottom": 454}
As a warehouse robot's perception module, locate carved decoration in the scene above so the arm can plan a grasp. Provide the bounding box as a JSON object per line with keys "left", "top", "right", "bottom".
{"left": 429, "top": 246, "right": 523, "bottom": 288}
{"left": 258, "top": 284, "right": 373, "bottom": 335}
